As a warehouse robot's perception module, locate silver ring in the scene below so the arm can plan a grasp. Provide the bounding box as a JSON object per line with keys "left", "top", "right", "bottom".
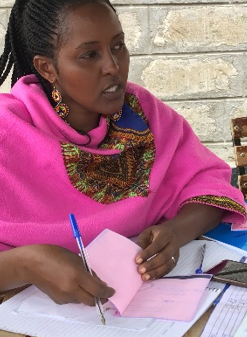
{"left": 171, "top": 256, "right": 176, "bottom": 265}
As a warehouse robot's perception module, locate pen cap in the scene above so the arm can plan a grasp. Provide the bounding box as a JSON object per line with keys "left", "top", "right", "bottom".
{"left": 69, "top": 213, "right": 81, "bottom": 239}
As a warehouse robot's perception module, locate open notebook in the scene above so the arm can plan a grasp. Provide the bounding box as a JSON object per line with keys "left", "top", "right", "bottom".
{"left": 0, "top": 234, "right": 246, "bottom": 337}
{"left": 0, "top": 284, "right": 221, "bottom": 337}
{"left": 85, "top": 230, "right": 211, "bottom": 321}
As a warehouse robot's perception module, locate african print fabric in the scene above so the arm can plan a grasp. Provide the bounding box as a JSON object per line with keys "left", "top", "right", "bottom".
{"left": 61, "top": 100, "right": 155, "bottom": 204}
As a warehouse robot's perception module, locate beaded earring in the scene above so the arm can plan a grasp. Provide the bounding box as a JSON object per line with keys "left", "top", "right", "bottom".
{"left": 51, "top": 85, "right": 69, "bottom": 119}
{"left": 111, "top": 109, "right": 122, "bottom": 122}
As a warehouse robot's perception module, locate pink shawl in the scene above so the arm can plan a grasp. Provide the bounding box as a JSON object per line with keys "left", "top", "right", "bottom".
{"left": 0, "top": 75, "right": 245, "bottom": 252}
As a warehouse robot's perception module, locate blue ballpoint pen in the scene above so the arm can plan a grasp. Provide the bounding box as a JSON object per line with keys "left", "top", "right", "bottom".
{"left": 69, "top": 213, "right": 106, "bottom": 326}
{"left": 195, "top": 243, "right": 207, "bottom": 274}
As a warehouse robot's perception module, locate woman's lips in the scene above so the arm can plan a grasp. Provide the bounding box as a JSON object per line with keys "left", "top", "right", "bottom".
{"left": 104, "top": 85, "right": 118, "bottom": 93}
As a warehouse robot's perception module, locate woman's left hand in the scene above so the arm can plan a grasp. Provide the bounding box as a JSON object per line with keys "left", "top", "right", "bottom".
{"left": 135, "top": 223, "right": 179, "bottom": 281}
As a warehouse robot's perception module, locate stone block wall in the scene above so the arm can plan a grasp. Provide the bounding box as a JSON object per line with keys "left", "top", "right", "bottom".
{"left": 1, "top": 0, "right": 247, "bottom": 165}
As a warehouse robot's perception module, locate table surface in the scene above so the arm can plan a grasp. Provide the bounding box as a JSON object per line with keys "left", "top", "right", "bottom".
{"left": 0, "top": 287, "right": 213, "bottom": 337}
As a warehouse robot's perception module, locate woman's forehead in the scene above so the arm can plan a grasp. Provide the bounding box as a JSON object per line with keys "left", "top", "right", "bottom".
{"left": 62, "top": 2, "right": 121, "bottom": 40}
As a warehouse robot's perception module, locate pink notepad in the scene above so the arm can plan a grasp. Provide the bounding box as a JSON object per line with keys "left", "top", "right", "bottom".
{"left": 87, "top": 229, "right": 212, "bottom": 322}
{"left": 232, "top": 205, "right": 247, "bottom": 230}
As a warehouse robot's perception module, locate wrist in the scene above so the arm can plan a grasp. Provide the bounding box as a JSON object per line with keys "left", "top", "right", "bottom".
{"left": 14, "top": 245, "right": 36, "bottom": 285}
{"left": 0, "top": 246, "right": 30, "bottom": 292}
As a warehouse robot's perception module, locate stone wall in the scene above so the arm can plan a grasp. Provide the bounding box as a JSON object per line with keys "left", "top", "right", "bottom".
{"left": 1, "top": 0, "right": 247, "bottom": 165}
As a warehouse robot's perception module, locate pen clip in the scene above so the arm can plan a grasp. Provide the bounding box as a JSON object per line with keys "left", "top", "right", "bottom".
{"left": 195, "top": 243, "right": 207, "bottom": 274}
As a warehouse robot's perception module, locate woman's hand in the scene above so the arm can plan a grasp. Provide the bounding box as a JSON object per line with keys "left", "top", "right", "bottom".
{"left": 135, "top": 203, "right": 225, "bottom": 281}
{"left": 135, "top": 224, "right": 179, "bottom": 281}
{"left": 18, "top": 244, "right": 115, "bottom": 305}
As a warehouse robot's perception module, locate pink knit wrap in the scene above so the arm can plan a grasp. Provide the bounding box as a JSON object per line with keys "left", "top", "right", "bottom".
{"left": 0, "top": 75, "right": 245, "bottom": 252}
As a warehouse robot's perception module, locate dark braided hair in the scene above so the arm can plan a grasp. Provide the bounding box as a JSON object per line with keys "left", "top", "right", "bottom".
{"left": 0, "top": 0, "right": 116, "bottom": 99}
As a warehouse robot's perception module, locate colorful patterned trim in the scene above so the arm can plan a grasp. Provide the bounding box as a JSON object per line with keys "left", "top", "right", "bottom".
{"left": 181, "top": 195, "right": 246, "bottom": 216}
{"left": 61, "top": 140, "right": 155, "bottom": 204}
{"left": 124, "top": 93, "right": 149, "bottom": 125}
{"left": 60, "top": 93, "right": 156, "bottom": 204}
{"left": 99, "top": 123, "right": 154, "bottom": 150}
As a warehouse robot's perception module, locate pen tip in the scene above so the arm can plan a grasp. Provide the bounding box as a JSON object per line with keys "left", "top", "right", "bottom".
{"left": 101, "top": 316, "right": 106, "bottom": 326}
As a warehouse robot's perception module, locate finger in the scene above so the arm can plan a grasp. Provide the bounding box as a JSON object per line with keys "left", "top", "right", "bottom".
{"left": 141, "top": 258, "right": 176, "bottom": 281}
{"left": 65, "top": 284, "right": 113, "bottom": 307}
{"left": 100, "top": 298, "right": 109, "bottom": 304}
{"left": 92, "top": 270, "right": 108, "bottom": 286}
{"left": 76, "top": 285, "right": 99, "bottom": 306}
{"left": 42, "top": 285, "right": 93, "bottom": 306}
{"left": 136, "top": 231, "right": 172, "bottom": 264}
{"left": 138, "top": 247, "right": 179, "bottom": 280}
{"left": 79, "top": 272, "right": 115, "bottom": 300}
{"left": 136, "top": 228, "right": 152, "bottom": 250}
{"left": 144, "top": 253, "right": 179, "bottom": 280}
{"left": 138, "top": 251, "right": 168, "bottom": 275}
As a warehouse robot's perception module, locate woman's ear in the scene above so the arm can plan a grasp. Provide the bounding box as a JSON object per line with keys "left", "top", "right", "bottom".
{"left": 33, "top": 55, "right": 57, "bottom": 84}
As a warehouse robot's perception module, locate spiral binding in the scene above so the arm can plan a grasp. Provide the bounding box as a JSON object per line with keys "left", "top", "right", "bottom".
{"left": 206, "top": 286, "right": 221, "bottom": 292}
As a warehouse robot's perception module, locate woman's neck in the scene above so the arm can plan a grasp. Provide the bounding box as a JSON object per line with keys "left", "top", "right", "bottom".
{"left": 65, "top": 113, "right": 101, "bottom": 133}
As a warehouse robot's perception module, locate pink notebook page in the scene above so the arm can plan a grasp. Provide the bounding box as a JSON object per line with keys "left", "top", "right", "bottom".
{"left": 122, "top": 276, "right": 211, "bottom": 321}
{"left": 232, "top": 205, "right": 247, "bottom": 230}
{"left": 87, "top": 229, "right": 143, "bottom": 315}
{"left": 87, "top": 229, "right": 211, "bottom": 321}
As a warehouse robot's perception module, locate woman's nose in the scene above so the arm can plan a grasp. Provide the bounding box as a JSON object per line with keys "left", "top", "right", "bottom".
{"left": 102, "top": 51, "right": 119, "bottom": 76}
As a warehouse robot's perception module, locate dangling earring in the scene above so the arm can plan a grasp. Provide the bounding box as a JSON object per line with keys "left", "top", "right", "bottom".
{"left": 111, "top": 109, "right": 122, "bottom": 122}
{"left": 51, "top": 85, "right": 69, "bottom": 119}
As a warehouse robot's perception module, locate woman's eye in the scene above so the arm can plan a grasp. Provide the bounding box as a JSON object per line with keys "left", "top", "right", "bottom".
{"left": 80, "top": 51, "right": 97, "bottom": 59}
{"left": 112, "top": 42, "right": 126, "bottom": 51}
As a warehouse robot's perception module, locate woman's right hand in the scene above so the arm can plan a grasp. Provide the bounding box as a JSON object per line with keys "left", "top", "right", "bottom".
{"left": 17, "top": 244, "right": 115, "bottom": 305}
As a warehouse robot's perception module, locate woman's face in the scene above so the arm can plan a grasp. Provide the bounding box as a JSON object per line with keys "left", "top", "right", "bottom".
{"left": 53, "top": 2, "right": 130, "bottom": 120}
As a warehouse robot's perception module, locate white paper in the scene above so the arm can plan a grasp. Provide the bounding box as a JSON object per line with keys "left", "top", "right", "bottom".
{"left": 167, "top": 240, "right": 247, "bottom": 277}
{"left": 0, "top": 284, "right": 221, "bottom": 337}
{"left": 17, "top": 288, "right": 151, "bottom": 330}
{"left": 201, "top": 286, "right": 247, "bottom": 337}
{"left": 234, "top": 312, "right": 247, "bottom": 336}
{"left": 1, "top": 238, "right": 246, "bottom": 337}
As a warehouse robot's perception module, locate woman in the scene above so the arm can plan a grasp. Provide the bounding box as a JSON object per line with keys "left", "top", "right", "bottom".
{"left": 0, "top": 0, "right": 245, "bottom": 306}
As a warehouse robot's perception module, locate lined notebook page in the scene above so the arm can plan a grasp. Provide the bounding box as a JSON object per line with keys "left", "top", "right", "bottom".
{"left": 0, "top": 239, "right": 244, "bottom": 337}
{"left": 167, "top": 240, "right": 246, "bottom": 277}
{"left": 0, "top": 284, "right": 221, "bottom": 337}
{"left": 201, "top": 285, "right": 247, "bottom": 337}
{"left": 234, "top": 310, "right": 247, "bottom": 336}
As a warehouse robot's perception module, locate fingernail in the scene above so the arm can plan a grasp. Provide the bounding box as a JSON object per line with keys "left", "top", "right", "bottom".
{"left": 139, "top": 267, "right": 146, "bottom": 274}
{"left": 144, "top": 274, "right": 150, "bottom": 281}
{"left": 136, "top": 258, "right": 143, "bottom": 264}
